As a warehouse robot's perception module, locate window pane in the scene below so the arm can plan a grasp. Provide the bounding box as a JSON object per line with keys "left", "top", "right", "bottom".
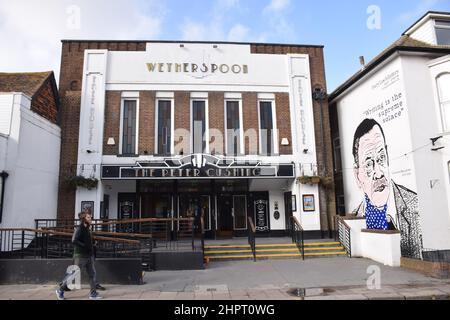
{"left": 226, "top": 101, "right": 241, "bottom": 155}
{"left": 436, "top": 28, "right": 450, "bottom": 45}
{"left": 192, "top": 100, "right": 206, "bottom": 153}
{"left": 157, "top": 100, "right": 172, "bottom": 155}
{"left": 259, "top": 101, "right": 274, "bottom": 155}
{"left": 437, "top": 74, "right": 450, "bottom": 102}
{"left": 122, "top": 100, "right": 136, "bottom": 154}
{"left": 435, "top": 20, "right": 450, "bottom": 28}
{"left": 438, "top": 74, "right": 450, "bottom": 131}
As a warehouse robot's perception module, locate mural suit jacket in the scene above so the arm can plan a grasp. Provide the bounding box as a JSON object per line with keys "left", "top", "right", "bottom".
{"left": 353, "top": 181, "right": 423, "bottom": 259}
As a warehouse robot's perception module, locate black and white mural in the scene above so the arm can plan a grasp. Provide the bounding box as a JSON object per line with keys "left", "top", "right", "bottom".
{"left": 337, "top": 62, "right": 423, "bottom": 259}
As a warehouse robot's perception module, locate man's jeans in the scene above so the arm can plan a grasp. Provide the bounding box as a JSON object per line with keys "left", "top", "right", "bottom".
{"left": 59, "top": 256, "right": 97, "bottom": 293}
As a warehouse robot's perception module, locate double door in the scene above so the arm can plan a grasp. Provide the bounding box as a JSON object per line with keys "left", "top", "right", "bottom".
{"left": 217, "top": 195, "right": 248, "bottom": 233}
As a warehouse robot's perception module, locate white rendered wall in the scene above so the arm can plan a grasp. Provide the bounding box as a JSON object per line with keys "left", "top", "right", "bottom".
{"left": 0, "top": 93, "right": 61, "bottom": 228}
{"left": 427, "top": 55, "right": 450, "bottom": 249}
{"left": 401, "top": 54, "right": 450, "bottom": 250}
{"left": 75, "top": 50, "right": 108, "bottom": 219}
{"left": 409, "top": 19, "right": 437, "bottom": 45}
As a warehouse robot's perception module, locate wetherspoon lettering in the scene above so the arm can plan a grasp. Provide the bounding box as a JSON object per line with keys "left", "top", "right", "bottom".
{"left": 146, "top": 62, "right": 248, "bottom": 74}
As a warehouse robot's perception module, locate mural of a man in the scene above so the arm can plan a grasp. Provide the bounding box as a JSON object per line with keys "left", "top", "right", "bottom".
{"left": 352, "top": 118, "right": 423, "bottom": 259}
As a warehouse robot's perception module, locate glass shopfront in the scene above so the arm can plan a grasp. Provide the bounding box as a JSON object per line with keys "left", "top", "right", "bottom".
{"left": 116, "top": 179, "right": 274, "bottom": 238}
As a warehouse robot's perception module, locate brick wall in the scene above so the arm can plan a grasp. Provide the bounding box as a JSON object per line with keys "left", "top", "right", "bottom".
{"left": 30, "top": 79, "right": 59, "bottom": 124}
{"left": 174, "top": 91, "right": 190, "bottom": 155}
{"left": 242, "top": 92, "right": 259, "bottom": 155}
{"left": 275, "top": 92, "right": 293, "bottom": 155}
{"left": 208, "top": 92, "right": 225, "bottom": 155}
{"left": 57, "top": 41, "right": 146, "bottom": 219}
{"left": 139, "top": 91, "right": 155, "bottom": 155}
{"left": 103, "top": 91, "right": 121, "bottom": 155}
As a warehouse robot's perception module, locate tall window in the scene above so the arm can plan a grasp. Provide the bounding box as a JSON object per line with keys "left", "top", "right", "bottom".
{"left": 192, "top": 100, "right": 207, "bottom": 154}
{"left": 226, "top": 100, "right": 242, "bottom": 155}
{"left": 437, "top": 73, "right": 450, "bottom": 132}
{"left": 121, "top": 100, "right": 137, "bottom": 155}
{"left": 259, "top": 101, "right": 277, "bottom": 155}
{"left": 435, "top": 20, "right": 450, "bottom": 45}
{"left": 157, "top": 100, "right": 172, "bottom": 155}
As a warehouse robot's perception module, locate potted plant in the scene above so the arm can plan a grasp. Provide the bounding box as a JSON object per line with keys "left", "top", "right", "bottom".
{"left": 67, "top": 175, "right": 99, "bottom": 190}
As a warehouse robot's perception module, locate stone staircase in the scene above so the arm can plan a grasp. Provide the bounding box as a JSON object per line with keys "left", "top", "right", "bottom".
{"left": 204, "top": 240, "right": 348, "bottom": 261}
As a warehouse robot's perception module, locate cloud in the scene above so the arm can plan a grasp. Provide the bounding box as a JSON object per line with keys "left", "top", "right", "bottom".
{"left": 263, "top": 0, "right": 290, "bottom": 13}
{"left": 259, "top": 0, "right": 294, "bottom": 42}
{"left": 0, "top": 0, "right": 165, "bottom": 82}
{"left": 397, "top": 0, "right": 442, "bottom": 23}
{"left": 179, "top": 0, "right": 249, "bottom": 42}
{"left": 227, "top": 24, "right": 250, "bottom": 42}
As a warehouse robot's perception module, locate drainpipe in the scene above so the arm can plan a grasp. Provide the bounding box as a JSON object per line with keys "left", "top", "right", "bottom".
{"left": 312, "top": 87, "right": 332, "bottom": 239}
{"left": 0, "top": 171, "right": 9, "bottom": 224}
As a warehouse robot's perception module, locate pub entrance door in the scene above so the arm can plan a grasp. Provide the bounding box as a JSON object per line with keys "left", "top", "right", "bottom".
{"left": 217, "top": 195, "right": 233, "bottom": 238}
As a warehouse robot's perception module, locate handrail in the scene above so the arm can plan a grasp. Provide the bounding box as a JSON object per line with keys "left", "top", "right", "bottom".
{"left": 248, "top": 217, "right": 256, "bottom": 262}
{"left": 290, "top": 216, "right": 304, "bottom": 260}
{"left": 334, "top": 215, "right": 352, "bottom": 257}
{"left": 41, "top": 227, "right": 153, "bottom": 239}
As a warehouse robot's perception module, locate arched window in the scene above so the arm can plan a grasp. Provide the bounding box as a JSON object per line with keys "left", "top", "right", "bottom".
{"left": 437, "top": 73, "right": 450, "bottom": 132}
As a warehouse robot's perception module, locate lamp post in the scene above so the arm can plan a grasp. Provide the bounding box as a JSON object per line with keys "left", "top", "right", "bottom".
{"left": 312, "top": 87, "right": 332, "bottom": 239}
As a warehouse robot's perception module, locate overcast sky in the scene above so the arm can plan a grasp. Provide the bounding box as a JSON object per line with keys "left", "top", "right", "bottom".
{"left": 0, "top": 0, "right": 449, "bottom": 91}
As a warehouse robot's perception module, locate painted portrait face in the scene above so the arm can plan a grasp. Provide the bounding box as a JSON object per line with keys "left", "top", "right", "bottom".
{"left": 354, "top": 125, "right": 391, "bottom": 208}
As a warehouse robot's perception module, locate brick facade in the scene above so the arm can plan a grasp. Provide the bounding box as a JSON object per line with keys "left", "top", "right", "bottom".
{"left": 275, "top": 92, "right": 293, "bottom": 155}
{"left": 30, "top": 79, "right": 59, "bottom": 124}
{"left": 57, "top": 41, "right": 146, "bottom": 219}
{"left": 57, "top": 41, "right": 333, "bottom": 227}
{"left": 138, "top": 91, "right": 155, "bottom": 155}
{"left": 103, "top": 91, "right": 121, "bottom": 155}
{"left": 208, "top": 92, "right": 225, "bottom": 155}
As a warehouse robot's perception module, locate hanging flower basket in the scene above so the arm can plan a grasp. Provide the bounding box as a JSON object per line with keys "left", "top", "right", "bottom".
{"left": 67, "top": 175, "right": 99, "bottom": 190}
{"left": 310, "top": 176, "right": 321, "bottom": 184}
{"left": 298, "top": 176, "right": 321, "bottom": 185}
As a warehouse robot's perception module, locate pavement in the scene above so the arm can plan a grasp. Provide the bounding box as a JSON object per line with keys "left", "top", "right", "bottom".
{"left": 0, "top": 257, "right": 449, "bottom": 300}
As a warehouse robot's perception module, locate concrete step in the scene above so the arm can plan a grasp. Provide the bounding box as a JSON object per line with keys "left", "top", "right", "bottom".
{"left": 204, "top": 241, "right": 348, "bottom": 261}
{"left": 206, "top": 251, "right": 348, "bottom": 261}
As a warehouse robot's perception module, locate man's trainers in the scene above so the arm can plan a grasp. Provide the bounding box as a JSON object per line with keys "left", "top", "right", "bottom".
{"left": 96, "top": 284, "right": 106, "bottom": 291}
{"left": 89, "top": 291, "right": 103, "bottom": 300}
{"left": 55, "top": 288, "right": 65, "bottom": 300}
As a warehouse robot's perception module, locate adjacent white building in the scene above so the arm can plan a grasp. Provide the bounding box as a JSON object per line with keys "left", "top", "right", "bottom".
{"left": 0, "top": 72, "right": 61, "bottom": 228}
{"left": 330, "top": 11, "right": 450, "bottom": 258}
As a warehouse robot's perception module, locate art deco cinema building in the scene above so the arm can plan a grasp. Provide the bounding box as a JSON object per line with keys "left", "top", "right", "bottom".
{"left": 57, "top": 40, "right": 335, "bottom": 238}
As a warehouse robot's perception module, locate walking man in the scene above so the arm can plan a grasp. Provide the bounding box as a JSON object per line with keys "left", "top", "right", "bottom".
{"left": 56, "top": 210, "right": 103, "bottom": 300}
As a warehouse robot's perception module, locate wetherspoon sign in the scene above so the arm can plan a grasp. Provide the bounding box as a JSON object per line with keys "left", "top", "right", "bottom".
{"left": 146, "top": 62, "right": 249, "bottom": 75}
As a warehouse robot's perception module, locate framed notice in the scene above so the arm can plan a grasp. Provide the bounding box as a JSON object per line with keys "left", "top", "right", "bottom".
{"left": 302, "top": 195, "right": 315, "bottom": 212}
{"left": 81, "top": 201, "right": 94, "bottom": 216}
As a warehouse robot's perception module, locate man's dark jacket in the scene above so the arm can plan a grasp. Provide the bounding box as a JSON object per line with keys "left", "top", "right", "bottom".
{"left": 72, "top": 224, "right": 94, "bottom": 258}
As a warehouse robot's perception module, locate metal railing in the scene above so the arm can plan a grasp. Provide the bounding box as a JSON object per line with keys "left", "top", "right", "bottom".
{"left": 36, "top": 217, "right": 198, "bottom": 251}
{"left": 0, "top": 228, "right": 144, "bottom": 260}
{"left": 334, "top": 216, "right": 351, "bottom": 257}
{"left": 290, "top": 216, "right": 304, "bottom": 260}
{"left": 248, "top": 217, "right": 256, "bottom": 262}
